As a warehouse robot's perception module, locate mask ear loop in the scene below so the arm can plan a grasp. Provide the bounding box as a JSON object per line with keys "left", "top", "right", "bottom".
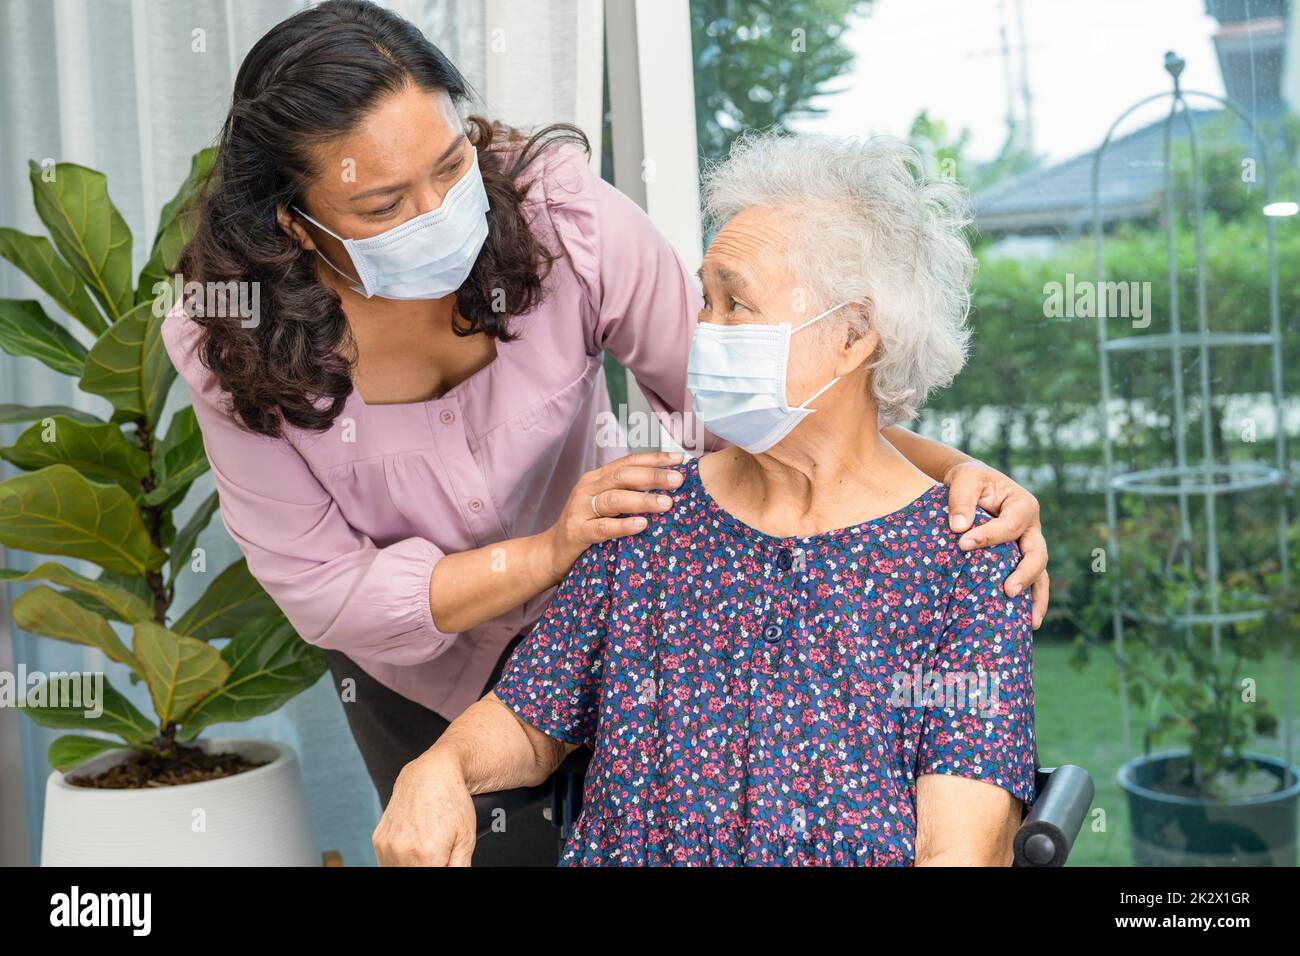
{"left": 790, "top": 299, "right": 853, "bottom": 409}
{"left": 292, "top": 206, "right": 367, "bottom": 291}
{"left": 791, "top": 299, "right": 852, "bottom": 334}
{"left": 795, "top": 374, "right": 841, "bottom": 410}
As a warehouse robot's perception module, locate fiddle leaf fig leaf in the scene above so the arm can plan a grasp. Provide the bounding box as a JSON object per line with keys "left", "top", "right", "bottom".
{"left": 21, "top": 677, "right": 156, "bottom": 744}
{"left": 179, "top": 616, "right": 326, "bottom": 741}
{"left": 142, "top": 407, "right": 208, "bottom": 506}
{"left": 155, "top": 406, "right": 198, "bottom": 466}
{"left": 10, "top": 586, "right": 136, "bottom": 670}
{"left": 132, "top": 621, "right": 230, "bottom": 726}
{"left": 0, "top": 465, "right": 166, "bottom": 575}
{"left": 0, "top": 561, "right": 152, "bottom": 623}
{"left": 76, "top": 571, "right": 156, "bottom": 623}
{"left": 0, "top": 403, "right": 102, "bottom": 425}
{"left": 136, "top": 147, "right": 217, "bottom": 303}
{"left": 0, "top": 227, "right": 107, "bottom": 336}
{"left": 0, "top": 298, "right": 88, "bottom": 376}
{"left": 29, "top": 160, "right": 133, "bottom": 322}
{"left": 79, "top": 301, "right": 175, "bottom": 426}
{"left": 48, "top": 735, "right": 153, "bottom": 773}
{"left": 169, "top": 491, "right": 219, "bottom": 581}
{"left": 0, "top": 415, "right": 149, "bottom": 488}
{"left": 172, "top": 558, "right": 278, "bottom": 641}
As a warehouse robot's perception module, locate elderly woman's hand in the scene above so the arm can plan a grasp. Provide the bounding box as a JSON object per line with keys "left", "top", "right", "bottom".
{"left": 942, "top": 460, "right": 1049, "bottom": 629}
{"left": 373, "top": 748, "right": 477, "bottom": 866}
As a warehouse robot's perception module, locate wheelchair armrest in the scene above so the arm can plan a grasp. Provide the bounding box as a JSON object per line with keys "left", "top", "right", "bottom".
{"left": 473, "top": 784, "right": 551, "bottom": 838}
{"left": 1013, "top": 764, "right": 1095, "bottom": 867}
{"left": 472, "top": 749, "right": 593, "bottom": 839}
{"left": 548, "top": 747, "right": 592, "bottom": 839}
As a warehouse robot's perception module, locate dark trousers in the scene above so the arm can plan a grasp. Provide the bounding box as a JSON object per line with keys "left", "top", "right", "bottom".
{"left": 324, "top": 636, "right": 560, "bottom": 866}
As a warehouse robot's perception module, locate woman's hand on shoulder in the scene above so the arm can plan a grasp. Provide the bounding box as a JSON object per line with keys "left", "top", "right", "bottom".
{"left": 941, "top": 460, "right": 1049, "bottom": 630}
{"left": 541, "top": 450, "right": 685, "bottom": 583}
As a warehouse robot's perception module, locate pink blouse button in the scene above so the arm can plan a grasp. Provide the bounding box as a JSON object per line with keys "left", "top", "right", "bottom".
{"left": 468, "top": 498, "right": 484, "bottom": 513}
{"left": 439, "top": 409, "right": 455, "bottom": 425}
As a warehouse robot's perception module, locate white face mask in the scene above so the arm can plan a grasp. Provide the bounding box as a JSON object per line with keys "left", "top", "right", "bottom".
{"left": 294, "top": 147, "right": 490, "bottom": 300}
{"left": 687, "top": 301, "right": 851, "bottom": 454}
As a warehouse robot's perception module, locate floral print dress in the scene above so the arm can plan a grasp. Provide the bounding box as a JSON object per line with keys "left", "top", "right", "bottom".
{"left": 492, "top": 456, "right": 1036, "bottom": 866}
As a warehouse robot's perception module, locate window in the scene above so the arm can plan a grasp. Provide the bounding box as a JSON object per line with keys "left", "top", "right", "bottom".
{"left": 690, "top": 0, "right": 1300, "bottom": 866}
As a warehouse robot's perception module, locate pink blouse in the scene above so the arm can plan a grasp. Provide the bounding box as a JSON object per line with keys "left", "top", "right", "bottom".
{"left": 162, "top": 144, "right": 704, "bottom": 720}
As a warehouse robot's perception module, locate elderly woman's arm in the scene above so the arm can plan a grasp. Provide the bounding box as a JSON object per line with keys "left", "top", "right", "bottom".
{"left": 914, "top": 774, "right": 1024, "bottom": 866}
{"left": 373, "top": 693, "right": 574, "bottom": 866}
{"left": 884, "top": 424, "right": 1050, "bottom": 628}
{"left": 913, "top": 536, "right": 1038, "bottom": 867}
{"left": 377, "top": 540, "right": 614, "bottom": 866}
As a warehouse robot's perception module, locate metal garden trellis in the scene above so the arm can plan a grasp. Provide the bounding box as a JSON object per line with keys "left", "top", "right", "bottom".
{"left": 1090, "top": 52, "right": 1293, "bottom": 763}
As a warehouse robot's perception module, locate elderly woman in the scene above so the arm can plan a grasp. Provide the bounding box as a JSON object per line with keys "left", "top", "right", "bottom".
{"left": 372, "top": 134, "right": 1036, "bottom": 867}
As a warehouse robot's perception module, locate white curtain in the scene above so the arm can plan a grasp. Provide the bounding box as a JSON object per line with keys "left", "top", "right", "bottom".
{"left": 0, "top": 0, "right": 603, "bottom": 866}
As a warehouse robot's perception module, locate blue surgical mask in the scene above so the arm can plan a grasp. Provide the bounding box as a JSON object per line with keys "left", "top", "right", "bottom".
{"left": 294, "top": 147, "right": 490, "bottom": 300}
{"left": 687, "top": 301, "right": 851, "bottom": 454}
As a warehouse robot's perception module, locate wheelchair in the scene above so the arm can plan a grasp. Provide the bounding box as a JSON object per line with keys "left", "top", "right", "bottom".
{"left": 474, "top": 746, "right": 1095, "bottom": 867}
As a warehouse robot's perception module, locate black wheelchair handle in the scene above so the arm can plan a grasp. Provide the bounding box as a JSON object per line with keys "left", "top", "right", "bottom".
{"left": 1013, "top": 764, "right": 1095, "bottom": 867}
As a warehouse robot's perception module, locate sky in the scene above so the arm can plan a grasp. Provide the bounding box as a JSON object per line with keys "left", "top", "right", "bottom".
{"left": 792, "top": 0, "right": 1228, "bottom": 164}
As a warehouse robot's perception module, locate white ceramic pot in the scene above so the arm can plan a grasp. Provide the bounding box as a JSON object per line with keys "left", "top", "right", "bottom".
{"left": 41, "top": 739, "right": 317, "bottom": 866}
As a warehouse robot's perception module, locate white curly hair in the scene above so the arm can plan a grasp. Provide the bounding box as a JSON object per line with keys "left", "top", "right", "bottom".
{"left": 701, "top": 132, "right": 976, "bottom": 426}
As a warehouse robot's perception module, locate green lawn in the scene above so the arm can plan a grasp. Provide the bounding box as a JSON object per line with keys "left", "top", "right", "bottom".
{"left": 1032, "top": 638, "right": 1300, "bottom": 867}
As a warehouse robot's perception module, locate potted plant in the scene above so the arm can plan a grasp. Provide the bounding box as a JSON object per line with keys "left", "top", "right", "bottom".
{"left": 1077, "top": 514, "right": 1300, "bottom": 866}
{"left": 0, "top": 152, "right": 327, "bottom": 865}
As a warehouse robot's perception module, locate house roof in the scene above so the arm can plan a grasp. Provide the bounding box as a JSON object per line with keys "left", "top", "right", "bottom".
{"left": 972, "top": 101, "right": 1288, "bottom": 236}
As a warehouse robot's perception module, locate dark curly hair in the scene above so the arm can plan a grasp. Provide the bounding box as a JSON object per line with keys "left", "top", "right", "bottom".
{"left": 180, "top": 0, "right": 589, "bottom": 437}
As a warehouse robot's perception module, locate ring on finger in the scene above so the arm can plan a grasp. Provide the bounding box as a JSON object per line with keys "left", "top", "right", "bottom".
{"left": 591, "top": 494, "right": 603, "bottom": 518}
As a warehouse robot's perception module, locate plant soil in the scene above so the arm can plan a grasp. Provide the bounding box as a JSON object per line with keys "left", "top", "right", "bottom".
{"left": 69, "top": 746, "right": 266, "bottom": 789}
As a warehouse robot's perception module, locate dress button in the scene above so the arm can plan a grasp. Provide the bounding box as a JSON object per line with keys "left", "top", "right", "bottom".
{"left": 776, "top": 547, "right": 793, "bottom": 571}
{"left": 467, "top": 498, "right": 483, "bottom": 513}
{"left": 763, "top": 624, "right": 784, "bottom": 643}
{"left": 439, "top": 409, "right": 455, "bottom": 424}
